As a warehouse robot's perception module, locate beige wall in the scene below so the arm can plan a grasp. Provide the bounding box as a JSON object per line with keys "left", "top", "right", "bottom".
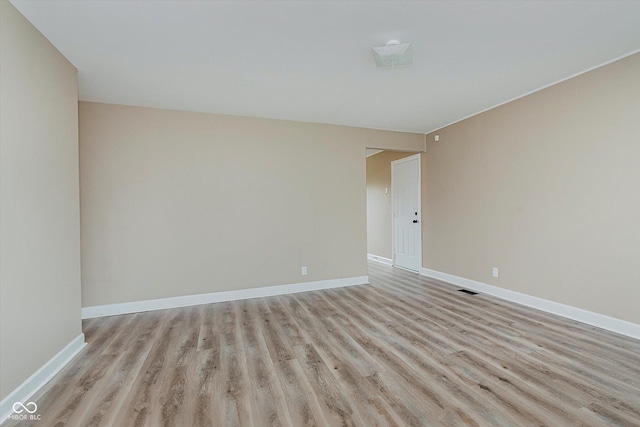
{"left": 423, "top": 52, "right": 640, "bottom": 324}
{"left": 0, "top": 1, "right": 82, "bottom": 399}
{"left": 363, "top": 128, "right": 425, "bottom": 152}
{"left": 366, "top": 151, "right": 416, "bottom": 259}
{"left": 79, "top": 102, "right": 422, "bottom": 307}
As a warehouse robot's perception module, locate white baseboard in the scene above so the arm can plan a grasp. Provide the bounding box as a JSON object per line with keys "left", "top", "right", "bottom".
{"left": 0, "top": 333, "right": 86, "bottom": 422}
{"left": 82, "top": 275, "right": 369, "bottom": 319}
{"left": 420, "top": 268, "right": 640, "bottom": 340}
{"left": 367, "top": 254, "right": 393, "bottom": 266}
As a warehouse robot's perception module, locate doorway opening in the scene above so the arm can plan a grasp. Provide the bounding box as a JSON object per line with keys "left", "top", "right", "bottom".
{"left": 365, "top": 150, "right": 421, "bottom": 273}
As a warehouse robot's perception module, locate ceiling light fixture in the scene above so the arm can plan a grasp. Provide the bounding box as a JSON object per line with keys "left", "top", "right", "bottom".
{"left": 371, "top": 40, "right": 412, "bottom": 69}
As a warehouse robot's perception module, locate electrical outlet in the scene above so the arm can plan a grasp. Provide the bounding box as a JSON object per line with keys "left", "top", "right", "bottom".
{"left": 492, "top": 267, "right": 499, "bottom": 278}
{"left": 301, "top": 266, "right": 307, "bottom": 275}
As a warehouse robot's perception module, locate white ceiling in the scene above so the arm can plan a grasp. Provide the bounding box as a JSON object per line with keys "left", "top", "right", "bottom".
{"left": 11, "top": 0, "right": 640, "bottom": 134}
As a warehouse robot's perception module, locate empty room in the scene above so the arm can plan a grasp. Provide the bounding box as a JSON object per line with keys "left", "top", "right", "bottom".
{"left": 1, "top": 0, "right": 639, "bottom": 426}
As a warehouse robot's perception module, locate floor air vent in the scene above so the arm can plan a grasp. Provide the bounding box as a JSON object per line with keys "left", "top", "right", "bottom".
{"left": 458, "top": 289, "right": 478, "bottom": 295}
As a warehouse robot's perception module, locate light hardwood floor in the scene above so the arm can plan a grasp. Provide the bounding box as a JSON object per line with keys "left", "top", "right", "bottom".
{"left": 7, "top": 262, "right": 640, "bottom": 426}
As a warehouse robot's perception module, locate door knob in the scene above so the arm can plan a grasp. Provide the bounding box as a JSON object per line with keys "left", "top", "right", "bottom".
{"left": 413, "top": 220, "right": 418, "bottom": 223}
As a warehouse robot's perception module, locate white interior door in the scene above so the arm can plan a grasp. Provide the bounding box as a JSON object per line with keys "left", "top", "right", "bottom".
{"left": 392, "top": 154, "right": 421, "bottom": 272}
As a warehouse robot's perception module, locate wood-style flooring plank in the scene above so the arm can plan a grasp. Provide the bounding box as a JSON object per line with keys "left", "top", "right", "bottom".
{"left": 7, "top": 262, "right": 640, "bottom": 427}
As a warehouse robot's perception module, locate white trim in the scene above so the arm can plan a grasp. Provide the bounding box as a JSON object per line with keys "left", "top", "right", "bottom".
{"left": 0, "top": 333, "right": 86, "bottom": 421}
{"left": 367, "top": 253, "right": 393, "bottom": 266}
{"left": 82, "top": 276, "right": 369, "bottom": 319}
{"left": 420, "top": 268, "right": 640, "bottom": 341}
{"left": 425, "top": 48, "right": 640, "bottom": 135}
{"left": 391, "top": 153, "right": 422, "bottom": 272}
{"left": 366, "top": 149, "right": 384, "bottom": 157}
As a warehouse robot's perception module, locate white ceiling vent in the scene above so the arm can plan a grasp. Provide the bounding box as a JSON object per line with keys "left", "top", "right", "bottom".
{"left": 372, "top": 40, "right": 413, "bottom": 69}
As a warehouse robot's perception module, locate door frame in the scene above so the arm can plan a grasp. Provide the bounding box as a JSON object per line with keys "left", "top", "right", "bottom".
{"left": 391, "top": 153, "right": 422, "bottom": 272}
